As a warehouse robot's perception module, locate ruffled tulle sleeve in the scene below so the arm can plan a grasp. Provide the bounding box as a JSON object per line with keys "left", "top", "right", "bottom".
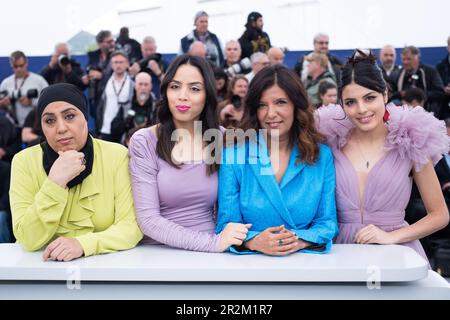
{"left": 314, "top": 104, "right": 354, "bottom": 151}
{"left": 385, "top": 104, "right": 450, "bottom": 172}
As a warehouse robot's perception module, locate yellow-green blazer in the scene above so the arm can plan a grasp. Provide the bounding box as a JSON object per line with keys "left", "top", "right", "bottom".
{"left": 10, "top": 138, "right": 143, "bottom": 256}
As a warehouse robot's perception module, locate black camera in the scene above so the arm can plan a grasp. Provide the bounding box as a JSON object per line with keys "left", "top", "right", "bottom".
{"left": 86, "top": 64, "right": 102, "bottom": 73}
{"left": 0, "top": 89, "right": 38, "bottom": 102}
{"left": 126, "top": 109, "right": 146, "bottom": 126}
{"left": 231, "top": 94, "right": 242, "bottom": 110}
{"left": 0, "top": 90, "right": 8, "bottom": 100}
{"left": 138, "top": 53, "right": 162, "bottom": 71}
{"left": 58, "top": 55, "right": 71, "bottom": 66}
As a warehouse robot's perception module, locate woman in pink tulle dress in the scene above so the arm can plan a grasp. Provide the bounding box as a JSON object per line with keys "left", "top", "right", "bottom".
{"left": 316, "top": 49, "right": 449, "bottom": 262}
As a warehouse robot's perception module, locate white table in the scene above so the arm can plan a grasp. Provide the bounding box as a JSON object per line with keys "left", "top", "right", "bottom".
{"left": 0, "top": 243, "right": 448, "bottom": 300}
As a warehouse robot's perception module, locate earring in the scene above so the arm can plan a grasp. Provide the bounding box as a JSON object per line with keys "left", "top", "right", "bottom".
{"left": 383, "top": 108, "right": 390, "bottom": 123}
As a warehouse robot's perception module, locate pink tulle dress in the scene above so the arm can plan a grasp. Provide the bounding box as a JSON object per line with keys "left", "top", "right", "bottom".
{"left": 316, "top": 104, "right": 449, "bottom": 261}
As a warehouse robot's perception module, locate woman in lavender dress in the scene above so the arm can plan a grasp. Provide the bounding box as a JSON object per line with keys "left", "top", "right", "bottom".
{"left": 128, "top": 55, "right": 251, "bottom": 252}
{"left": 316, "top": 49, "right": 449, "bottom": 262}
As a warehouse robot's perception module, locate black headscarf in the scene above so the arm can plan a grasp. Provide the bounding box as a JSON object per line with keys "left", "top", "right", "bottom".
{"left": 38, "top": 83, "right": 93, "bottom": 189}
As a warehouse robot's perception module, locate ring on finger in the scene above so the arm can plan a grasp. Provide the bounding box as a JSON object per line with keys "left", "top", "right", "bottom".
{"left": 278, "top": 239, "right": 283, "bottom": 247}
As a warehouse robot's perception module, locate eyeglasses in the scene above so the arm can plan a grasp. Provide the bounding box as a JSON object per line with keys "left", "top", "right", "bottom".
{"left": 316, "top": 41, "right": 329, "bottom": 45}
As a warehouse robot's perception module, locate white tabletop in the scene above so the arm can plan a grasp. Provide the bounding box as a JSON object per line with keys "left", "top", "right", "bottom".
{"left": 1, "top": 271, "right": 449, "bottom": 300}
{"left": 0, "top": 243, "right": 430, "bottom": 282}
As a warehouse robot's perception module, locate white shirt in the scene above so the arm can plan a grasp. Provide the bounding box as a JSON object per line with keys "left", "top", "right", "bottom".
{"left": 101, "top": 74, "right": 131, "bottom": 135}
{"left": 0, "top": 72, "right": 48, "bottom": 126}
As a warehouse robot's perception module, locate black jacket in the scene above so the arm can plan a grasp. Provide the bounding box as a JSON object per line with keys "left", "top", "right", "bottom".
{"left": 86, "top": 49, "right": 113, "bottom": 106}
{"left": 40, "top": 59, "right": 87, "bottom": 91}
{"left": 391, "top": 63, "right": 445, "bottom": 116}
{"left": 238, "top": 28, "right": 271, "bottom": 59}
{"left": 0, "top": 160, "right": 10, "bottom": 212}
{"left": 436, "top": 55, "right": 450, "bottom": 119}
{"left": 0, "top": 114, "right": 20, "bottom": 163}
{"left": 115, "top": 36, "right": 142, "bottom": 64}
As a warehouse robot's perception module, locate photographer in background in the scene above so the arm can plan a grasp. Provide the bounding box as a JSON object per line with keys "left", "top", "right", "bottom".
{"left": 218, "top": 75, "right": 248, "bottom": 128}
{"left": 245, "top": 52, "right": 270, "bottom": 83}
{"left": 109, "top": 72, "right": 156, "bottom": 143}
{"left": 129, "top": 36, "right": 168, "bottom": 99}
{"left": 0, "top": 51, "right": 48, "bottom": 128}
{"left": 84, "top": 30, "right": 115, "bottom": 122}
{"left": 179, "top": 11, "right": 224, "bottom": 67}
{"left": 40, "top": 43, "right": 87, "bottom": 91}
{"left": 391, "top": 46, "right": 445, "bottom": 118}
{"left": 222, "top": 40, "right": 251, "bottom": 78}
{"left": 118, "top": 72, "right": 156, "bottom": 142}
{"left": 238, "top": 12, "right": 271, "bottom": 60}
{"left": 115, "top": 27, "right": 142, "bottom": 64}
{"left": 97, "top": 51, "right": 133, "bottom": 143}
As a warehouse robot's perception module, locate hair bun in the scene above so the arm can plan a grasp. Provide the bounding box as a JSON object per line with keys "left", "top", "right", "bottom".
{"left": 348, "top": 49, "right": 377, "bottom": 66}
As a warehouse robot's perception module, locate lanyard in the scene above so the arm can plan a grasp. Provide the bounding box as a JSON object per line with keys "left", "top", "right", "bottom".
{"left": 112, "top": 76, "right": 127, "bottom": 100}
{"left": 14, "top": 73, "right": 29, "bottom": 91}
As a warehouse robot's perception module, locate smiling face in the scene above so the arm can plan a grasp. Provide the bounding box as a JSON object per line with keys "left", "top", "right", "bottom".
{"left": 167, "top": 64, "right": 206, "bottom": 128}
{"left": 341, "top": 83, "right": 387, "bottom": 133}
{"left": 233, "top": 78, "right": 248, "bottom": 98}
{"left": 256, "top": 84, "right": 295, "bottom": 141}
{"left": 41, "top": 101, "right": 88, "bottom": 152}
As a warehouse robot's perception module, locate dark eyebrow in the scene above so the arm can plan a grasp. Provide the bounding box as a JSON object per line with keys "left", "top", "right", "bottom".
{"left": 344, "top": 91, "right": 377, "bottom": 102}
{"left": 362, "top": 92, "right": 377, "bottom": 98}
{"left": 42, "top": 108, "right": 77, "bottom": 117}
{"left": 171, "top": 79, "right": 204, "bottom": 86}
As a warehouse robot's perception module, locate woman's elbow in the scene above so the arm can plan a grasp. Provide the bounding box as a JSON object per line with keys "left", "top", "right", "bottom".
{"left": 439, "top": 209, "right": 450, "bottom": 229}
{"left": 433, "top": 205, "right": 450, "bottom": 231}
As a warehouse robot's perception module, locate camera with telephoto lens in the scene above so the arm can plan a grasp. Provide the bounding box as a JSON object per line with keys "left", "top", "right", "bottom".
{"left": 58, "top": 55, "right": 71, "bottom": 66}
{"left": 0, "top": 89, "right": 38, "bottom": 104}
{"left": 225, "top": 58, "right": 251, "bottom": 77}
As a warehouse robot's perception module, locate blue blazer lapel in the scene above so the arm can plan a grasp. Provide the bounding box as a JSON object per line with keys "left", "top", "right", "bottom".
{"left": 248, "top": 137, "right": 296, "bottom": 228}
{"left": 279, "top": 146, "right": 307, "bottom": 189}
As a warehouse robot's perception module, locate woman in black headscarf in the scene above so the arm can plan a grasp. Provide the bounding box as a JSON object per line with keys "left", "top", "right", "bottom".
{"left": 10, "top": 83, "right": 142, "bottom": 261}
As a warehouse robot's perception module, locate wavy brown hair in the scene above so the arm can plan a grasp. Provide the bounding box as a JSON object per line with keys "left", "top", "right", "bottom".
{"left": 237, "top": 65, "right": 325, "bottom": 164}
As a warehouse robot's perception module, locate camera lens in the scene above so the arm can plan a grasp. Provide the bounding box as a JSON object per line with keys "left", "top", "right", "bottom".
{"left": 231, "top": 95, "right": 242, "bottom": 109}
{"left": 58, "top": 55, "right": 70, "bottom": 66}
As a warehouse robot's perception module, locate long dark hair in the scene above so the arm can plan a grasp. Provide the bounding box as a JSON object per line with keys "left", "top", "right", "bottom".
{"left": 156, "top": 54, "right": 220, "bottom": 175}
{"left": 238, "top": 65, "right": 325, "bottom": 164}
{"left": 339, "top": 49, "right": 387, "bottom": 102}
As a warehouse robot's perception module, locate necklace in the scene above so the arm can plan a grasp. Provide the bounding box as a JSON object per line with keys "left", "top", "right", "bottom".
{"left": 355, "top": 136, "right": 370, "bottom": 169}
